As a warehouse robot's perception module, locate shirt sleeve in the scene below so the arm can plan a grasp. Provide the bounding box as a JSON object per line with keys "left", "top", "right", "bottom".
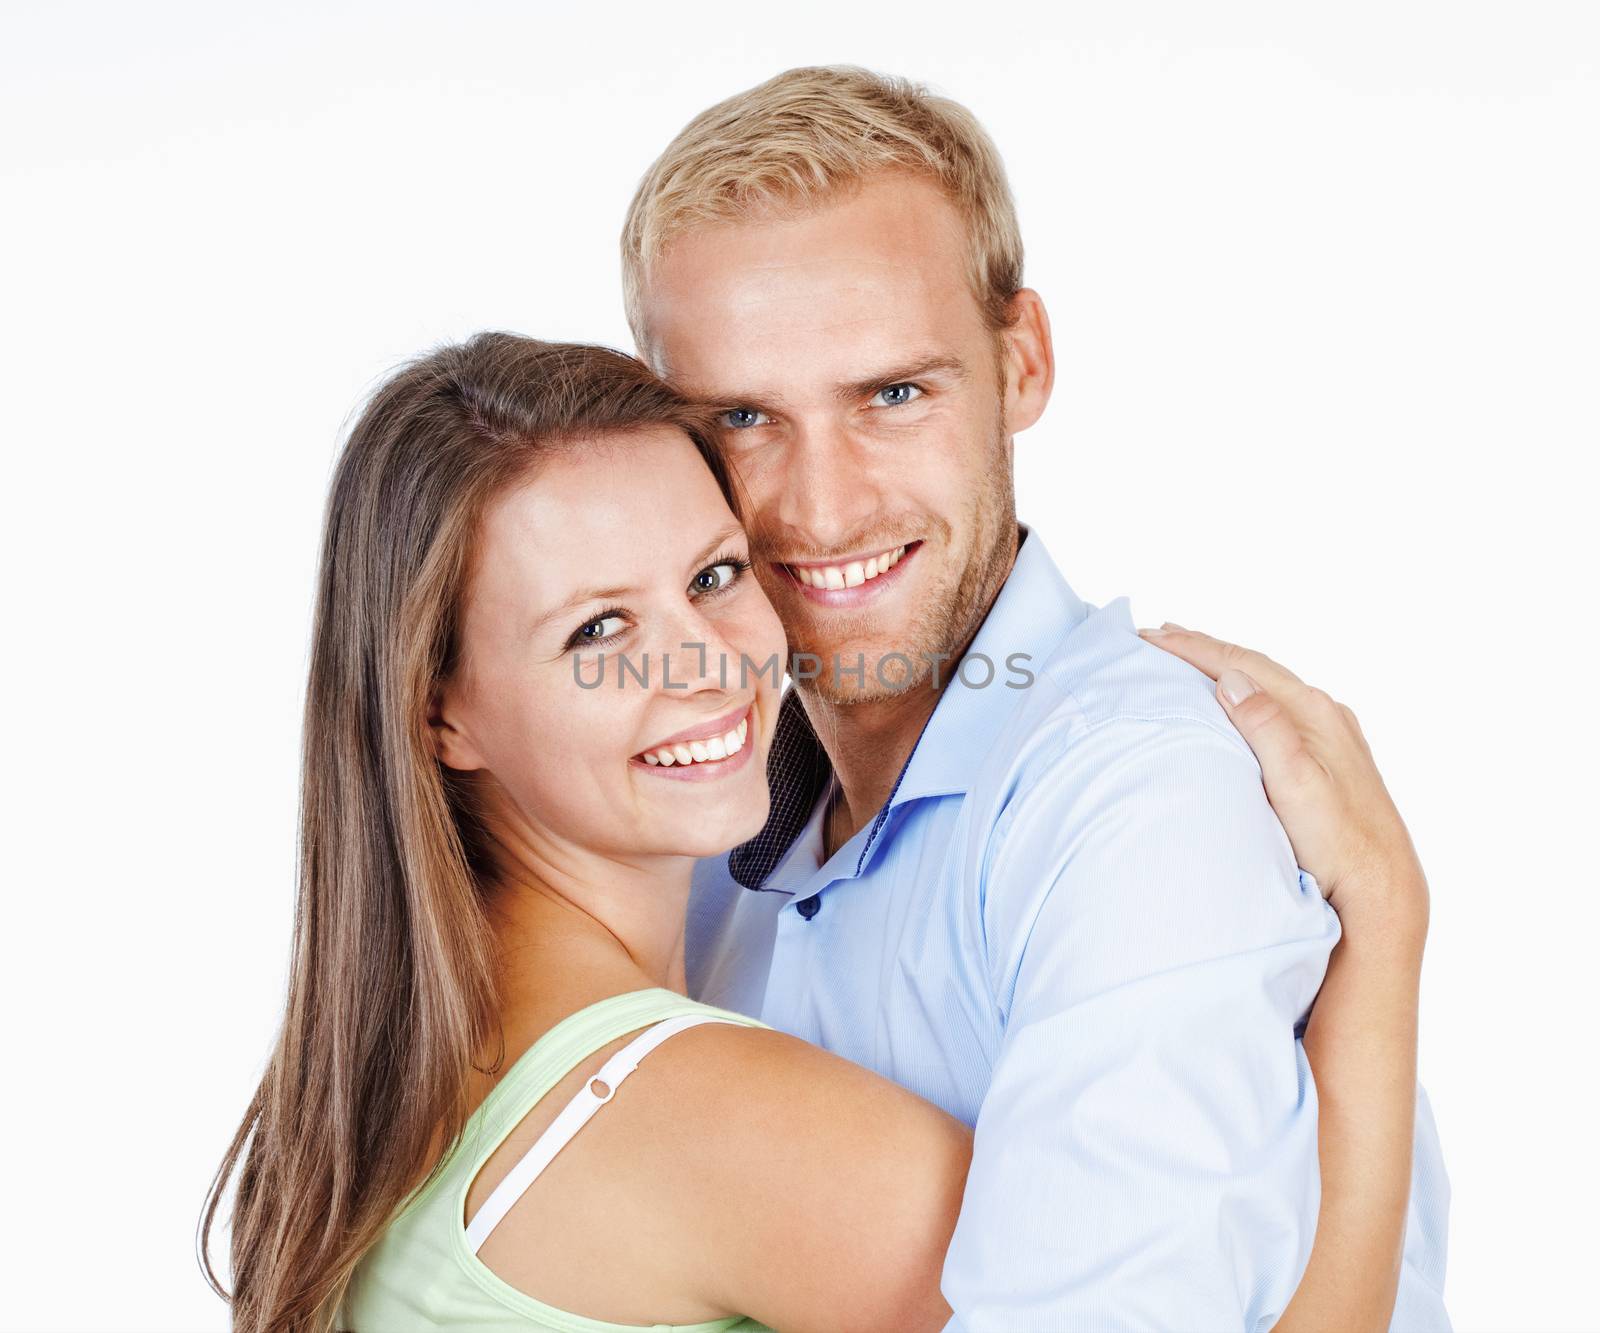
{"left": 940, "top": 715, "right": 1341, "bottom": 1332}
{"left": 1392, "top": 1083, "right": 1454, "bottom": 1329}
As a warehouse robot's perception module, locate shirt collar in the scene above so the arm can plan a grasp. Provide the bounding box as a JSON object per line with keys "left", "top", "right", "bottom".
{"left": 726, "top": 526, "right": 1088, "bottom": 890}
{"left": 890, "top": 525, "right": 1088, "bottom": 805}
{"left": 727, "top": 689, "right": 833, "bottom": 890}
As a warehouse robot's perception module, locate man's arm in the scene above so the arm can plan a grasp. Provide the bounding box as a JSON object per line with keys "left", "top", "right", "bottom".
{"left": 942, "top": 715, "right": 1338, "bottom": 1331}
{"left": 1133, "top": 626, "right": 1453, "bottom": 1330}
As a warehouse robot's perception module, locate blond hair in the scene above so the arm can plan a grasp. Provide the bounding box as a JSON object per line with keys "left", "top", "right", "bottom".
{"left": 621, "top": 66, "right": 1024, "bottom": 345}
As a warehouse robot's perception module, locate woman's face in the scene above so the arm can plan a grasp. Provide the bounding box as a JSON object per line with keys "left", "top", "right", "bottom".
{"left": 432, "top": 427, "right": 787, "bottom": 868}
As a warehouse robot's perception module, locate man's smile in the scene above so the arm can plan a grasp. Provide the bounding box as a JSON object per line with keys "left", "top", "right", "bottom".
{"left": 777, "top": 539, "right": 923, "bottom": 607}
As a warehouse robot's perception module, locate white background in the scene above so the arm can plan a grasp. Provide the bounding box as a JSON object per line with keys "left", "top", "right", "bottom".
{"left": 3, "top": 3, "right": 1595, "bottom": 1330}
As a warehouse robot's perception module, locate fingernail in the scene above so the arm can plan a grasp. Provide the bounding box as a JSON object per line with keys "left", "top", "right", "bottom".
{"left": 1161, "top": 621, "right": 1187, "bottom": 631}
{"left": 1137, "top": 627, "right": 1169, "bottom": 639}
{"left": 1218, "top": 668, "right": 1260, "bottom": 706}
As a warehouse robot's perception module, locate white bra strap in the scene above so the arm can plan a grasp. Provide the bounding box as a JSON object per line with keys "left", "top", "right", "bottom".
{"left": 465, "top": 1013, "right": 741, "bottom": 1254}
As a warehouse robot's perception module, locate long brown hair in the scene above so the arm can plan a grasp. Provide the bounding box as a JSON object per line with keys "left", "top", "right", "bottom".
{"left": 200, "top": 333, "right": 732, "bottom": 1332}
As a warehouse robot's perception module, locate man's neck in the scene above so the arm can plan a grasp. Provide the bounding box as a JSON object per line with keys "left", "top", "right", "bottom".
{"left": 807, "top": 681, "right": 942, "bottom": 860}
{"left": 805, "top": 523, "right": 1026, "bottom": 860}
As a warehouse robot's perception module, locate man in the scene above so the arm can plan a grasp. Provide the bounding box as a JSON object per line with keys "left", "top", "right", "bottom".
{"left": 622, "top": 66, "right": 1449, "bottom": 1328}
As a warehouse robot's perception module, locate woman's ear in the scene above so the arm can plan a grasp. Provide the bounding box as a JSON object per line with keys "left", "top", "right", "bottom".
{"left": 428, "top": 681, "right": 486, "bottom": 772}
{"left": 1000, "top": 288, "right": 1055, "bottom": 437}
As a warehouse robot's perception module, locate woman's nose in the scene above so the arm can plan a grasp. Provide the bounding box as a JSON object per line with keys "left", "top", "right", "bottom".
{"left": 644, "top": 607, "right": 745, "bottom": 693}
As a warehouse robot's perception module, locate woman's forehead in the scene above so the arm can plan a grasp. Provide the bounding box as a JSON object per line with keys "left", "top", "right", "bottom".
{"left": 467, "top": 429, "right": 739, "bottom": 621}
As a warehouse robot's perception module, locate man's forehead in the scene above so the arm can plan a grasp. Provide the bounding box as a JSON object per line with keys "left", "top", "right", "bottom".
{"left": 657, "top": 306, "right": 960, "bottom": 403}
{"left": 639, "top": 181, "right": 980, "bottom": 396}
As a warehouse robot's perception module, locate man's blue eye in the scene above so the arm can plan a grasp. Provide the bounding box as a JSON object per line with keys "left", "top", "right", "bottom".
{"left": 721, "top": 408, "right": 768, "bottom": 430}
{"left": 873, "top": 383, "right": 922, "bottom": 407}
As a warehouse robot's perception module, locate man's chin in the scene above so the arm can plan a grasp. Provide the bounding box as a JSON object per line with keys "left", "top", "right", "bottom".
{"left": 789, "top": 641, "right": 940, "bottom": 704}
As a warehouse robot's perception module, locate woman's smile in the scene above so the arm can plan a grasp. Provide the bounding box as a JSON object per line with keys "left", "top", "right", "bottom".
{"left": 631, "top": 702, "right": 756, "bottom": 782}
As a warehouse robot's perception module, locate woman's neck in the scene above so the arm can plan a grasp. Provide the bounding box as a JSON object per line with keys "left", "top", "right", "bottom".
{"left": 465, "top": 779, "right": 700, "bottom": 1062}
{"left": 488, "top": 856, "right": 693, "bottom": 997}
{"left": 477, "top": 801, "right": 699, "bottom": 1045}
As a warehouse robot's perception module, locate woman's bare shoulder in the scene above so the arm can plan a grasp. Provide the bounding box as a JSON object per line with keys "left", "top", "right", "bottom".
{"left": 471, "top": 1011, "right": 968, "bottom": 1332}
{"left": 625, "top": 1018, "right": 972, "bottom": 1332}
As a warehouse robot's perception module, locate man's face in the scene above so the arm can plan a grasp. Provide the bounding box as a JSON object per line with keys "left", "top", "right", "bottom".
{"left": 638, "top": 173, "right": 1044, "bottom": 703}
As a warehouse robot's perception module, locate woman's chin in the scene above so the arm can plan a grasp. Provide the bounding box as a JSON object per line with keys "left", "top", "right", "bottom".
{"left": 656, "top": 793, "right": 772, "bottom": 862}
{"left": 721, "top": 795, "right": 773, "bottom": 852}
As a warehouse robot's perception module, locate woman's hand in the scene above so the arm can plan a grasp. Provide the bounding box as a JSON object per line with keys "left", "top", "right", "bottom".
{"left": 1137, "top": 622, "right": 1428, "bottom": 932}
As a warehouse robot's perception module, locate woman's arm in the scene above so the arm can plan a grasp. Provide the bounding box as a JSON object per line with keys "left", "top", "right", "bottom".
{"left": 641, "top": 1022, "right": 969, "bottom": 1333}
{"left": 614, "top": 621, "right": 1424, "bottom": 1333}
{"left": 1139, "top": 623, "right": 1430, "bottom": 1333}
{"left": 1285, "top": 880, "right": 1426, "bottom": 1331}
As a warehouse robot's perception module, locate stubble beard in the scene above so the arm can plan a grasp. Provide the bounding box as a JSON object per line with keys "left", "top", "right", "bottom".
{"left": 784, "top": 419, "right": 1018, "bottom": 708}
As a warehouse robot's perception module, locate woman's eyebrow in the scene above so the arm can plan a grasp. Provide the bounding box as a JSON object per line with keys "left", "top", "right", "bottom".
{"left": 529, "top": 524, "right": 746, "bottom": 633}
{"left": 531, "top": 583, "right": 635, "bottom": 633}
{"left": 686, "top": 523, "right": 747, "bottom": 572}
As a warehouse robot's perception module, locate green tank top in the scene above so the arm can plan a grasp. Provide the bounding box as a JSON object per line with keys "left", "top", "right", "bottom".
{"left": 339, "top": 988, "right": 774, "bottom": 1333}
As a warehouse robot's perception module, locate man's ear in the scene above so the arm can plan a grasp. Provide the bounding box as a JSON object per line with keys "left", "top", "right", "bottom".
{"left": 1000, "top": 288, "right": 1055, "bottom": 436}
{"left": 428, "top": 681, "right": 486, "bottom": 772}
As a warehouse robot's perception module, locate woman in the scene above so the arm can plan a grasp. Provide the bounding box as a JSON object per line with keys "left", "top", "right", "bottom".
{"left": 202, "top": 333, "right": 1430, "bottom": 1331}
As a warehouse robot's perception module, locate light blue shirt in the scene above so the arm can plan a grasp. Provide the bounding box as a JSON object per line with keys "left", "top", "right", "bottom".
{"left": 687, "top": 529, "right": 1450, "bottom": 1331}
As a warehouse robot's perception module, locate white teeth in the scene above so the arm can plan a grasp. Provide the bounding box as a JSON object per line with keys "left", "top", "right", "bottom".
{"left": 641, "top": 711, "right": 754, "bottom": 769}
{"left": 792, "top": 544, "right": 910, "bottom": 592}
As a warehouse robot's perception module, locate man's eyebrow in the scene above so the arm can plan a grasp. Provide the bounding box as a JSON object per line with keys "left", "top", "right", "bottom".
{"left": 703, "top": 356, "right": 968, "bottom": 412}
{"left": 835, "top": 355, "right": 968, "bottom": 403}
{"left": 530, "top": 523, "right": 747, "bottom": 634}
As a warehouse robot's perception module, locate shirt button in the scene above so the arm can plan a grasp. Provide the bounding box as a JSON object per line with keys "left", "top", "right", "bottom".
{"left": 796, "top": 895, "right": 822, "bottom": 920}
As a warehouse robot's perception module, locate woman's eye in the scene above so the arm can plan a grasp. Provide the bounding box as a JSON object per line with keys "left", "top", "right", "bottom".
{"left": 871, "top": 383, "right": 922, "bottom": 408}
{"left": 691, "top": 561, "right": 743, "bottom": 594}
{"left": 574, "top": 615, "right": 625, "bottom": 643}
{"left": 720, "top": 407, "right": 769, "bottom": 430}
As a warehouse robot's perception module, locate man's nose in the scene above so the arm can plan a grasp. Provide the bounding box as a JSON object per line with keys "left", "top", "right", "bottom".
{"left": 765, "top": 421, "right": 881, "bottom": 550}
